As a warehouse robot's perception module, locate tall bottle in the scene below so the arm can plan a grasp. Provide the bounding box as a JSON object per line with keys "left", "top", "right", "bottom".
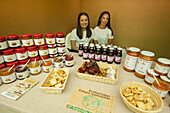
{"left": 115, "top": 47, "right": 122, "bottom": 64}
{"left": 101, "top": 46, "right": 107, "bottom": 62}
{"left": 95, "top": 45, "right": 101, "bottom": 61}
{"left": 79, "top": 42, "right": 83, "bottom": 57}
{"left": 107, "top": 47, "right": 114, "bottom": 64}
{"left": 83, "top": 43, "right": 89, "bottom": 60}
{"left": 113, "top": 45, "right": 118, "bottom": 62}
{"left": 89, "top": 43, "right": 95, "bottom": 60}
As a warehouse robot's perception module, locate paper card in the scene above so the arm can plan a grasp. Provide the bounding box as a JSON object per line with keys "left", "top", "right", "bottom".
{"left": 1, "top": 78, "right": 38, "bottom": 100}
{"left": 65, "top": 86, "right": 115, "bottom": 113}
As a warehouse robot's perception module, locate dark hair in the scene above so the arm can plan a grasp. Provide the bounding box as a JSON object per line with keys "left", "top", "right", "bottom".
{"left": 97, "top": 11, "right": 113, "bottom": 35}
{"left": 77, "top": 12, "right": 92, "bottom": 39}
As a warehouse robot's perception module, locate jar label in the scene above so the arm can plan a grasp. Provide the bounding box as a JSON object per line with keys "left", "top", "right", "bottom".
{"left": 16, "top": 70, "right": 29, "bottom": 79}
{"left": 107, "top": 56, "right": 114, "bottom": 62}
{"left": 154, "top": 63, "right": 169, "bottom": 74}
{"left": 16, "top": 52, "right": 28, "bottom": 60}
{"left": 57, "top": 47, "right": 65, "bottom": 53}
{"left": 54, "top": 62, "right": 63, "bottom": 68}
{"left": 135, "top": 57, "right": 153, "bottom": 75}
{"left": 28, "top": 51, "right": 38, "bottom": 57}
{"left": 0, "top": 41, "right": 8, "bottom": 50}
{"left": 83, "top": 53, "right": 89, "bottom": 59}
{"left": 124, "top": 54, "right": 138, "bottom": 70}
{"left": 1, "top": 72, "right": 16, "bottom": 83}
{"left": 56, "top": 37, "right": 65, "bottom": 43}
{"left": 152, "top": 85, "right": 168, "bottom": 98}
{"left": 145, "top": 74, "right": 155, "bottom": 84}
{"left": 8, "top": 40, "right": 21, "bottom": 47}
{"left": 79, "top": 50, "right": 83, "bottom": 56}
{"left": 30, "top": 66, "right": 41, "bottom": 74}
{"left": 101, "top": 55, "right": 107, "bottom": 60}
{"left": 39, "top": 50, "right": 48, "bottom": 56}
{"left": 65, "top": 60, "right": 74, "bottom": 66}
{"left": 89, "top": 53, "right": 95, "bottom": 59}
{"left": 42, "top": 65, "right": 53, "bottom": 72}
{"left": 115, "top": 56, "right": 121, "bottom": 62}
{"left": 48, "top": 48, "right": 57, "bottom": 54}
{"left": 21, "top": 39, "right": 34, "bottom": 46}
{"left": 46, "top": 38, "right": 55, "bottom": 44}
{"left": 0, "top": 55, "right": 4, "bottom": 64}
{"left": 3, "top": 54, "right": 17, "bottom": 62}
{"left": 34, "top": 38, "right": 45, "bottom": 45}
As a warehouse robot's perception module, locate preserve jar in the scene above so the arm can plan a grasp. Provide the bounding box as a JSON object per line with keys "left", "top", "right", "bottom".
{"left": 135, "top": 51, "right": 155, "bottom": 78}
{"left": 0, "top": 36, "right": 8, "bottom": 50}
{"left": 0, "top": 67, "right": 16, "bottom": 84}
{"left": 20, "top": 34, "right": 34, "bottom": 46}
{"left": 6, "top": 61, "right": 18, "bottom": 68}
{"left": 89, "top": 43, "right": 95, "bottom": 60}
{"left": 38, "top": 45, "right": 48, "bottom": 56}
{"left": 45, "top": 33, "right": 55, "bottom": 44}
{"left": 56, "top": 33, "right": 65, "bottom": 44}
{"left": 19, "top": 58, "right": 30, "bottom": 65}
{"left": 15, "top": 65, "right": 30, "bottom": 80}
{"left": 58, "top": 53, "right": 66, "bottom": 63}
{"left": 160, "top": 75, "right": 170, "bottom": 85}
{"left": 79, "top": 42, "right": 83, "bottom": 57}
{"left": 0, "top": 64, "right": 5, "bottom": 69}
{"left": 57, "top": 44, "right": 65, "bottom": 54}
{"left": 144, "top": 69, "right": 159, "bottom": 85}
{"left": 30, "top": 56, "right": 40, "bottom": 64}
{"left": 101, "top": 46, "right": 107, "bottom": 62}
{"left": 124, "top": 47, "right": 140, "bottom": 72}
{"left": 54, "top": 57, "right": 63, "bottom": 68}
{"left": 33, "top": 33, "right": 45, "bottom": 46}
{"left": 27, "top": 46, "right": 38, "bottom": 58}
{"left": 154, "top": 58, "right": 170, "bottom": 76}
{"left": 115, "top": 47, "right": 122, "bottom": 64}
{"left": 95, "top": 45, "right": 101, "bottom": 61}
{"left": 7, "top": 35, "right": 21, "bottom": 48}
{"left": 48, "top": 44, "right": 58, "bottom": 55}
{"left": 0, "top": 52, "right": 4, "bottom": 64}
{"left": 2, "top": 49, "right": 17, "bottom": 62}
{"left": 65, "top": 55, "right": 74, "bottom": 67}
{"left": 42, "top": 57, "right": 53, "bottom": 73}
{"left": 83, "top": 43, "right": 89, "bottom": 60}
{"left": 15, "top": 47, "right": 28, "bottom": 60}
{"left": 29, "top": 61, "right": 41, "bottom": 75}
{"left": 107, "top": 47, "right": 114, "bottom": 64}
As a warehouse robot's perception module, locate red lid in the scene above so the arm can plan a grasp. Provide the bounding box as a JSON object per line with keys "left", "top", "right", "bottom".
{"left": 30, "top": 56, "right": 40, "bottom": 61}
{"left": 7, "top": 35, "right": 19, "bottom": 40}
{"left": 56, "top": 33, "right": 65, "bottom": 37}
{"left": 38, "top": 44, "right": 47, "bottom": 49}
{"left": 0, "top": 36, "right": 6, "bottom": 41}
{"left": 19, "top": 58, "right": 30, "bottom": 65}
{"left": 27, "top": 45, "right": 37, "bottom": 50}
{"left": 40, "top": 55, "right": 49, "bottom": 60}
{"left": 20, "top": 34, "right": 32, "bottom": 39}
{"left": 45, "top": 33, "right": 55, "bottom": 38}
{"left": 27, "top": 47, "right": 38, "bottom": 52}
{"left": 2, "top": 49, "right": 15, "bottom": 55}
{"left": 0, "top": 64, "right": 5, "bottom": 69}
{"left": 6, "top": 61, "right": 18, "bottom": 67}
{"left": 33, "top": 33, "right": 43, "bottom": 39}
{"left": 15, "top": 47, "right": 27, "bottom": 53}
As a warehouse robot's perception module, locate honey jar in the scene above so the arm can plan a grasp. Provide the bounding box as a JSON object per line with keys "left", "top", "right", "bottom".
{"left": 48, "top": 44, "right": 58, "bottom": 55}
{"left": 45, "top": 33, "right": 56, "bottom": 44}
{"left": 29, "top": 61, "right": 41, "bottom": 75}
{"left": 2, "top": 49, "right": 17, "bottom": 63}
{"left": 124, "top": 47, "right": 140, "bottom": 72}
{"left": 20, "top": 34, "right": 34, "bottom": 46}
{"left": 56, "top": 33, "right": 65, "bottom": 44}
{"left": 54, "top": 57, "right": 63, "bottom": 68}
{"left": 42, "top": 56, "right": 53, "bottom": 73}
{"left": 154, "top": 58, "right": 170, "bottom": 76}
{"left": 57, "top": 44, "right": 65, "bottom": 54}
{"left": 6, "top": 61, "right": 18, "bottom": 68}
{"left": 144, "top": 69, "right": 159, "bottom": 85}
{"left": 7, "top": 35, "right": 21, "bottom": 48}
{"left": 38, "top": 45, "right": 48, "bottom": 56}
{"left": 15, "top": 65, "right": 30, "bottom": 80}
{"left": 27, "top": 46, "right": 38, "bottom": 58}
{"left": 33, "top": 33, "right": 45, "bottom": 46}
{"left": 0, "top": 36, "right": 8, "bottom": 50}
{"left": 0, "top": 52, "right": 5, "bottom": 64}
{"left": 15, "top": 47, "right": 28, "bottom": 60}
{"left": 135, "top": 51, "right": 155, "bottom": 78}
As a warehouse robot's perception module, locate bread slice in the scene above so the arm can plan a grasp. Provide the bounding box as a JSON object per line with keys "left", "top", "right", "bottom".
{"left": 136, "top": 101, "right": 146, "bottom": 110}
{"left": 145, "top": 102, "right": 153, "bottom": 111}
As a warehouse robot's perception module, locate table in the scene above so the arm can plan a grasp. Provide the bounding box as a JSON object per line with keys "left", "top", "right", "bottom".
{"left": 0, "top": 53, "right": 169, "bottom": 113}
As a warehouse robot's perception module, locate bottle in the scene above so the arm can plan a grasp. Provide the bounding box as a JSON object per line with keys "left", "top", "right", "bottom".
{"left": 89, "top": 43, "right": 95, "bottom": 60}
{"left": 83, "top": 43, "right": 89, "bottom": 60}
{"left": 95, "top": 45, "right": 101, "bottom": 61}
{"left": 107, "top": 47, "right": 114, "bottom": 64}
{"left": 101, "top": 46, "right": 107, "bottom": 62}
{"left": 115, "top": 47, "right": 122, "bottom": 64}
{"left": 79, "top": 42, "right": 83, "bottom": 57}
{"left": 113, "top": 45, "right": 118, "bottom": 61}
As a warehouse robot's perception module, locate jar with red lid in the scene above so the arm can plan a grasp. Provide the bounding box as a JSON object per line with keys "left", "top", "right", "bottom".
{"left": 41, "top": 56, "right": 53, "bottom": 73}
{"left": 15, "top": 47, "right": 28, "bottom": 60}
{"left": 7, "top": 35, "right": 21, "bottom": 48}
{"left": 33, "top": 33, "right": 45, "bottom": 46}
{"left": 19, "top": 58, "right": 30, "bottom": 65}
{"left": 0, "top": 52, "right": 4, "bottom": 64}
{"left": 27, "top": 46, "right": 38, "bottom": 58}
{"left": 48, "top": 44, "right": 58, "bottom": 55}
{"left": 15, "top": 64, "right": 30, "bottom": 80}
{"left": 56, "top": 33, "right": 65, "bottom": 44}
{"left": 2, "top": 49, "right": 17, "bottom": 62}
{"left": 144, "top": 69, "right": 159, "bottom": 85}
{"left": 20, "top": 34, "right": 34, "bottom": 46}
{"left": 0, "top": 36, "right": 8, "bottom": 50}
{"left": 57, "top": 44, "right": 65, "bottom": 54}
{"left": 58, "top": 53, "right": 66, "bottom": 63}
{"left": 6, "top": 61, "right": 18, "bottom": 68}
{"left": 135, "top": 51, "right": 155, "bottom": 78}
{"left": 65, "top": 54, "right": 74, "bottom": 67}
{"left": 0, "top": 64, "right": 5, "bottom": 69}
{"left": 45, "top": 33, "right": 56, "bottom": 44}
{"left": 38, "top": 44, "right": 48, "bottom": 56}
{"left": 29, "top": 61, "right": 41, "bottom": 75}
{"left": 30, "top": 56, "right": 40, "bottom": 64}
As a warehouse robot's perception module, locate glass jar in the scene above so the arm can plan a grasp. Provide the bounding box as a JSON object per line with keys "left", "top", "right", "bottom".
{"left": 27, "top": 46, "right": 38, "bottom": 58}
{"left": 79, "top": 42, "right": 84, "bottom": 57}
{"left": 144, "top": 69, "right": 159, "bottom": 85}
{"left": 29, "top": 61, "right": 41, "bottom": 75}
{"left": 95, "top": 45, "right": 101, "bottom": 61}
{"left": 101, "top": 46, "right": 107, "bottom": 62}
{"left": 2, "top": 49, "right": 17, "bottom": 62}
{"left": 20, "top": 34, "right": 34, "bottom": 46}
{"left": 19, "top": 58, "right": 30, "bottom": 65}
{"left": 0, "top": 64, "right": 5, "bottom": 69}
{"left": 83, "top": 43, "right": 89, "bottom": 60}
{"left": 58, "top": 53, "right": 66, "bottom": 63}
{"left": 7, "top": 35, "right": 21, "bottom": 48}
{"left": 42, "top": 57, "right": 53, "bottom": 73}
{"left": 115, "top": 47, "right": 122, "bottom": 64}
{"left": 57, "top": 44, "right": 66, "bottom": 54}
{"left": 107, "top": 47, "right": 114, "bottom": 64}
{"left": 15, "top": 65, "right": 30, "bottom": 80}
{"left": 30, "top": 56, "right": 40, "bottom": 64}
{"left": 56, "top": 33, "right": 65, "bottom": 44}
{"left": 15, "top": 47, "right": 28, "bottom": 60}
{"left": 65, "top": 55, "right": 74, "bottom": 67}
{"left": 89, "top": 43, "right": 95, "bottom": 60}
{"left": 38, "top": 45, "right": 48, "bottom": 56}
{"left": 6, "top": 61, "right": 18, "bottom": 68}
{"left": 33, "top": 33, "right": 45, "bottom": 46}
{"left": 54, "top": 57, "right": 63, "bottom": 68}
{"left": 160, "top": 75, "right": 170, "bottom": 85}
{"left": 0, "top": 36, "right": 8, "bottom": 50}
{"left": 48, "top": 44, "right": 58, "bottom": 55}
{"left": 0, "top": 52, "right": 5, "bottom": 64}
{"left": 45, "top": 33, "right": 56, "bottom": 44}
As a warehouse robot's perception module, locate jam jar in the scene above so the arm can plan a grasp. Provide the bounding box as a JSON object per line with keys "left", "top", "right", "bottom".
{"left": 30, "top": 56, "right": 40, "bottom": 64}
{"left": 115, "top": 47, "right": 122, "bottom": 64}
{"left": 107, "top": 47, "right": 114, "bottom": 64}
{"left": 144, "top": 69, "right": 159, "bottom": 85}
{"left": 33, "top": 33, "right": 45, "bottom": 46}
{"left": 58, "top": 53, "right": 66, "bottom": 63}
{"left": 79, "top": 42, "right": 84, "bottom": 57}
{"left": 38, "top": 45, "right": 48, "bottom": 56}
{"left": 6, "top": 61, "right": 18, "bottom": 68}
{"left": 0, "top": 36, "right": 8, "bottom": 50}
{"left": 95, "top": 45, "right": 101, "bottom": 61}
{"left": 19, "top": 58, "right": 30, "bottom": 65}
{"left": 89, "top": 43, "right": 95, "bottom": 60}
{"left": 54, "top": 57, "right": 63, "bottom": 68}
{"left": 20, "top": 34, "right": 34, "bottom": 46}
{"left": 57, "top": 44, "right": 66, "bottom": 54}
{"left": 45, "top": 33, "right": 56, "bottom": 44}
{"left": 2, "top": 49, "right": 17, "bottom": 62}
{"left": 7, "top": 35, "right": 21, "bottom": 48}
{"left": 65, "top": 55, "right": 74, "bottom": 67}
{"left": 15, "top": 47, "right": 28, "bottom": 60}
{"left": 15, "top": 65, "right": 30, "bottom": 80}
{"left": 48, "top": 44, "right": 58, "bottom": 55}
{"left": 42, "top": 56, "right": 53, "bottom": 73}
{"left": 160, "top": 75, "right": 170, "bottom": 85}
{"left": 0, "top": 52, "right": 5, "bottom": 64}
{"left": 83, "top": 43, "right": 89, "bottom": 60}
{"left": 27, "top": 46, "right": 38, "bottom": 58}
{"left": 56, "top": 33, "right": 65, "bottom": 44}
{"left": 0, "top": 67, "right": 16, "bottom": 84}
{"left": 0, "top": 64, "right": 5, "bottom": 69}
{"left": 101, "top": 46, "right": 107, "bottom": 62}
{"left": 29, "top": 61, "right": 41, "bottom": 75}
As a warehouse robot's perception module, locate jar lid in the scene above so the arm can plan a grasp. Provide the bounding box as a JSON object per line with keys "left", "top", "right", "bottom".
{"left": 103, "top": 46, "right": 107, "bottom": 49}
{"left": 57, "top": 44, "right": 65, "bottom": 47}
{"left": 109, "top": 47, "right": 114, "bottom": 50}
{"left": 147, "top": 69, "right": 159, "bottom": 76}
{"left": 118, "top": 47, "right": 122, "bottom": 51}
{"left": 20, "top": 34, "right": 32, "bottom": 38}
{"left": 129, "top": 47, "right": 140, "bottom": 52}
{"left": 101, "top": 44, "right": 105, "bottom": 47}
{"left": 56, "top": 33, "right": 65, "bottom": 37}
{"left": 38, "top": 44, "right": 47, "bottom": 49}
{"left": 141, "top": 51, "right": 155, "bottom": 57}
{"left": 15, "top": 47, "right": 26, "bottom": 52}
{"left": 96, "top": 45, "right": 101, "bottom": 48}
{"left": 30, "top": 56, "right": 40, "bottom": 61}
{"left": 33, "top": 33, "right": 43, "bottom": 38}
{"left": 6, "top": 61, "right": 18, "bottom": 67}
{"left": 45, "top": 33, "right": 55, "bottom": 38}
{"left": 0, "top": 64, "right": 5, "bottom": 68}
{"left": 58, "top": 52, "right": 66, "bottom": 56}
{"left": 160, "top": 75, "right": 170, "bottom": 83}
{"left": 157, "top": 58, "right": 170, "bottom": 65}
{"left": 48, "top": 44, "right": 57, "bottom": 48}
{"left": 40, "top": 55, "right": 49, "bottom": 60}
{"left": 28, "top": 47, "right": 38, "bottom": 52}
{"left": 2, "top": 49, "right": 14, "bottom": 54}
{"left": 19, "top": 58, "right": 30, "bottom": 64}
{"left": 7, "top": 35, "right": 19, "bottom": 39}
{"left": 0, "top": 36, "right": 6, "bottom": 41}
{"left": 113, "top": 45, "right": 118, "bottom": 48}
{"left": 107, "top": 45, "right": 111, "bottom": 48}
{"left": 79, "top": 42, "right": 83, "bottom": 44}
{"left": 27, "top": 45, "right": 37, "bottom": 50}
{"left": 84, "top": 43, "right": 89, "bottom": 47}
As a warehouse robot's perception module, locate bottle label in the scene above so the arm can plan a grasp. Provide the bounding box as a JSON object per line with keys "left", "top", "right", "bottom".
{"left": 79, "top": 50, "right": 83, "bottom": 56}
{"left": 58, "top": 47, "right": 65, "bottom": 53}
{"left": 95, "top": 54, "right": 101, "bottom": 60}
{"left": 46, "top": 38, "right": 55, "bottom": 44}
{"left": 0, "top": 41, "right": 8, "bottom": 50}
{"left": 107, "top": 56, "right": 114, "bottom": 62}
{"left": 145, "top": 74, "right": 155, "bottom": 84}
{"left": 56, "top": 37, "right": 65, "bottom": 43}
{"left": 16, "top": 52, "right": 28, "bottom": 60}
{"left": 152, "top": 85, "right": 168, "bottom": 98}
{"left": 101, "top": 55, "right": 107, "bottom": 60}
{"left": 34, "top": 38, "right": 45, "bottom": 45}
{"left": 65, "top": 60, "right": 74, "bottom": 66}
{"left": 83, "top": 53, "right": 89, "bottom": 59}
{"left": 115, "top": 56, "right": 122, "bottom": 62}
{"left": 28, "top": 51, "right": 38, "bottom": 57}
{"left": 42, "top": 65, "right": 53, "bottom": 72}
{"left": 48, "top": 48, "right": 57, "bottom": 54}
{"left": 22, "top": 39, "right": 34, "bottom": 46}
{"left": 3, "top": 54, "right": 17, "bottom": 62}
{"left": 39, "top": 50, "right": 48, "bottom": 56}
{"left": 16, "top": 70, "right": 29, "bottom": 79}
{"left": 8, "top": 40, "right": 21, "bottom": 47}
{"left": 124, "top": 54, "right": 138, "bottom": 70}
{"left": 89, "top": 53, "right": 95, "bottom": 59}
{"left": 135, "top": 57, "right": 153, "bottom": 75}
{"left": 1, "top": 72, "right": 16, "bottom": 83}
{"left": 30, "top": 66, "right": 41, "bottom": 74}
{"left": 154, "top": 63, "right": 169, "bottom": 74}
{"left": 0, "top": 55, "right": 4, "bottom": 64}
{"left": 54, "top": 62, "right": 63, "bottom": 68}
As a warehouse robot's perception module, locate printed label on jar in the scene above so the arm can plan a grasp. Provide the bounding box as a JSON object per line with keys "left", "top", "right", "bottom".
{"left": 89, "top": 54, "right": 95, "bottom": 59}
{"left": 22, "top": 39, "right": 34, "bottom": 46}
{"left": 65, "top": 60, "right": 74, "bottom": 66}
{"left": 135, "top": 57, "right": 153, "bottom": 75}
{"left": 95, "top": 54, "right": 101, "bottom": 60}
{"left": 34, "top": 38, "right": 45, "bottom": 45}
{"left": 145, "top": 75, "right": 155, "bottom": 84}
{"left": 56, "top": 38, "right": 65, "bottom": 43}
{"left": 79, "top": 50, "right": 83, "bottom": 56}
{"left": 0, "top": 55, "right": 4, "bottom": 64}
{"left": 8, "top": 40, "right": 21, "bottom": 47}
{"left": 1, "top": 72, "right": 16, "bottom": 83}
{"left": 152, "top": 85, "right": 168, "bottom": 98}
{"left": 3, "top": 54, "right": 17, "bottom": 62}
{"left": 83, "top": 53, "right": 89, "bottom": 59}
{"left": 42, "top": 65, "right": 53, "bottom": 72}
{"left": 0, "top": 41, "right": 8, "bottom": 50}
{"left": 154, "top": 63, "right": 169, "bottom": 74}
{"left": 16, "top": 70, "right": 29, "bottom": 79}
{"left": 28, "top": 51, "right": 38, "bottom": 57}
{"left": 30, "top": 66, "right": 41, "bottom": 74}
{"left": 115, "top": 56, "right": 121, "bottom": 62}
{"left": 101, "top": 55, "right": 107, "bottom": 60}
{"left": 58, "top": 47, "right": 65, "bottom": 53}
{"left": 48, "top": 48, "right": 57, "bottom": 54}
{"left": 107, "top": 56, "right": 114, "bottom": 62}
{"left": 16, "top": 52, "right": 28, "bottom": 60}
{"left": 54, "top": 62, "right": 63, "bottom": 68}
{"left": 39, "top": 50, "right": 48, "bottom": 56}
{"left": 124, "top": 54, "right": 138, "bottom": 70}
{"left": 46, "top": 38, "right": 55, "bottom": 44}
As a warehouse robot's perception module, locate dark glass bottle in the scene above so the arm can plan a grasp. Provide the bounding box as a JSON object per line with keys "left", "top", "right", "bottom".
{"left": 95, "top": 45, "right": 101, "bottom": 61}
{"left": 101, "top": 46, "right": 107, "bottom": 62}
{"left": 79, "top": 42, "right": 83, "bottom": 57}
{"left": 107, "top": 47, "right": 114, "bottom": 64}
{"left": 83, "top": 43, "right": 89, "bottom": 60}
{"left": 113, "top": 45, "right": 118, "bottom": 62}
{"left": 89, "top": 43, "right": 95, "bottom": 60}
{"left": 115, "top": 47, "right": 122, "bottom": 64}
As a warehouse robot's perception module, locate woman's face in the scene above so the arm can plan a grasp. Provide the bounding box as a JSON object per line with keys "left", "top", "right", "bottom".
{"left": 100, "top": 14, "right": 109, "bottom": 26}
{"left": 80, "top": 15, "right": 88, "bottom": 29}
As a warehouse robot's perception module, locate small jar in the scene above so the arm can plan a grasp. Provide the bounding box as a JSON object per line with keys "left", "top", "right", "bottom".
{"left": 6, "top": 61, "right": 18, "bottom": 68}
{"left": 89, "top": 43, "right": 95, "bottom": 60}
{"left": 144, "top": 69, "right": 159, "bottom": 85}
{"left": 65, "top": 55, "right": 74, "bottom": 67}
{"left": 33, "top": 33, "right": 45, "bottom": 46}
{"left": 95, "top": 45, "right": 101, "bottom": 61}
{"left": 45, "top": 33, "right": 56, "bottom": 44}
{"left": 135, "top": 51, "right": 155, "bottom": 78}
{"left": 115, "top": 47, "right": 122, "bottom": 64}
{"left": 19, "top": 58, "right": 30, "bottom": 65}
{"left": 0, "top": 52, "right": 5, "bottom": 64}
{"left": 2, "top": 49, "right": 17, "bottom": 62}
{"left": 83, "top": 43, "right": 89, "bottom": 60}
{"left": 154, "top": 58, "right": 170, "bottom": 76}
{"left": 15, "top": 65, "right": 30, "bottom": 80}
{"left": 107, "top": 47, "right": 114, "bottom": 64}
{"left": 124, "top": 47, "right": 140, "bottom": 72}
{"left": 56, "top": 33, "right": 65, "bottom": 44}
{"left": 160, "top": 75, "right": 170, "bottom": 85}
{"left": 27, "top": 46, "right": 38, "bottom": 58}
{"left": 0, "top": 67, "right": 16, "bottom": 84}
{"left": 7, "top": 35, "right": 21, "bottom": 48}
{"left": 57, "top": 44, "right": 66, "bottom": 54}
{"left": 0, "top": 36, "right": 8, "bottom": 50}
{"left": 29, "top": 61, "right": 41, "bottom": 75}
{"left": 58, "top": 53, "right": 66, "bottom": 63}
{"left": 38, "top": 45, "right": 48, "bottom": 56}
{"left": 30, "top": 56, "right": 40, "bottom": 64}
{"left": 54, "top": 57, "right": 63, "bottom": 68}
{"left": 15, "top": 47, "right": 28, "bottom": 60}
{"left": 20, "top": 34, "right": 34, "bottom": 46}
{"left": 79, "top": 42, "right": 84, "bottom": 57}
{"left": 0, "top": 64, "right": 5, "bottom": 69}
{"left": 48, "top": 44, "right": 58, "bottom": 55}
{"left": 42, "top": 57, "right": 53, "bottom": 73}
{"left": 101, "top": 46, "right": 107, "bottom": 62}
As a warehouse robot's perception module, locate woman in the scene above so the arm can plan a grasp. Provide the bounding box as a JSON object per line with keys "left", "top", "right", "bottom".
{"left": 94, "top": 11, "right": 114, "bottom": 45}
{"left": 70, "top": 12, "right": 94, "bottom": 52}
